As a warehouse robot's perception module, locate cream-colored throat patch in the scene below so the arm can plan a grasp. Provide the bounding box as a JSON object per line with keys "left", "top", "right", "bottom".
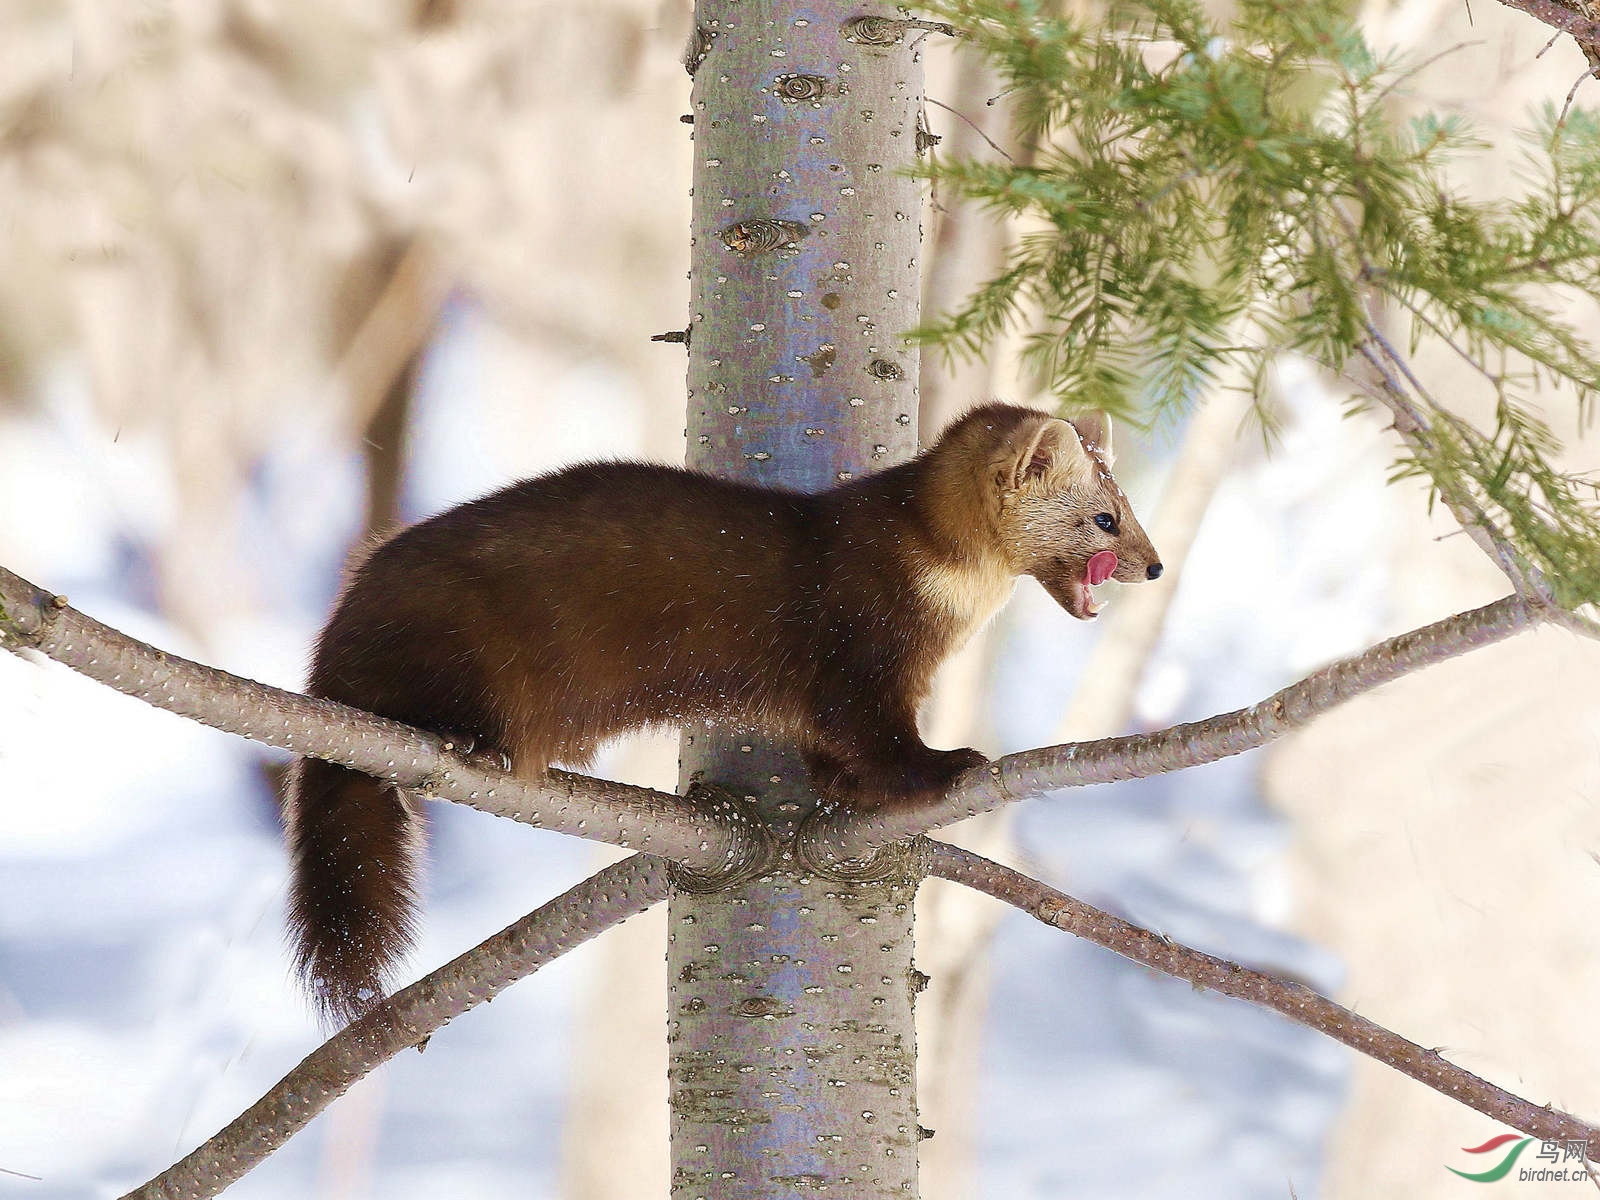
{"left": 915, "top": 555, "right": 1017, "bottom": 640}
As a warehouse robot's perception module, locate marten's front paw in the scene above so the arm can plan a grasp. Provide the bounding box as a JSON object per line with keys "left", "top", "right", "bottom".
{"left": 439, "top": 732, "right": 514, "bottom": 773}
{"left": 863, "top": 746, "right": 987, "bottom": 809}
{"left": 919, "top": 746, "right": 987, "bottom": 792}
{"left": 813, "top": 746, "right": 987, "bottom": 811}
{"left": 802, "top": 753, "right": 865, "bottom": 807}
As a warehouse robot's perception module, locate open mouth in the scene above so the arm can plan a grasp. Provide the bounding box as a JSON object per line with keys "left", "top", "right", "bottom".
{"left": 1038, "top": 550, "right": 1120, "bottom": 620}
{"left": 1072, "top": 550, "right": 1120, "bottom": 620}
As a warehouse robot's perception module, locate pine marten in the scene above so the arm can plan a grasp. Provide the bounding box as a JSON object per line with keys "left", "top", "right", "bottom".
{"left": 287, "top": 403, "right": 1162, "bottom": 1021}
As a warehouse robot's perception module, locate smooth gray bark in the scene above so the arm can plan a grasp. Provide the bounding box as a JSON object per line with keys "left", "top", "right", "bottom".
{"left": 671, "top": 2, "right": 929, "bottom": 1195}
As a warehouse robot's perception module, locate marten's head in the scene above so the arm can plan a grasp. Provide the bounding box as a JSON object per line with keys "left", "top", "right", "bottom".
{"left": 942, "top": 404, "right": 1162, "bottom": 620}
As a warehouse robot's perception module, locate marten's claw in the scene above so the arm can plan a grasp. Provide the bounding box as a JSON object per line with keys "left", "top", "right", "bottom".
{"left": 440, "top": 732, "right": 513, "bottom": 773}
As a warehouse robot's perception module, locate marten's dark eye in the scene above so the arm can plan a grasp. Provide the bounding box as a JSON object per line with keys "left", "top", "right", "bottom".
{"left": 1094, "top": 512, "right": 1118, "bottom": 534}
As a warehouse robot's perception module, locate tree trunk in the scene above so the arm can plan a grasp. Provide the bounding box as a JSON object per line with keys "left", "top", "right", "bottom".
{"left": 670, "top": 2, "right": 928, "bottom": 1196}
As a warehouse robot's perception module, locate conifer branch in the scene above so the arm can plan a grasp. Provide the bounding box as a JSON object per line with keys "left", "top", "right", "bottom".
{"left": 119, "top": 854, "right": 672, "bottom": 1200}
{"left": 923, "top": 840, "right": 1600, "bottom": 1144}
{"left": 1353, "top": 333, "right": 1547, "bottom": 598}
{"left": 0, "top": 565, "right": 753, "bottom": 876}
{"left": 919, "top": 0, "right": 1600, "bottom": 609}
{"left": 805, "top": 593, "right": 1543, "bottom": 859}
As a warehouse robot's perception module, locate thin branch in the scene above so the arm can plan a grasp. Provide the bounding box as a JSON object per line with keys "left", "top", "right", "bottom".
{"left": 1335, "top": 201, "right": 1553, "bottom": 602}
{"left": 0, "top": 565, "right": 752, "bottom": 875}
{"left": 1546, "top": 604, "right": 1600, "bottom": 639}
{"left": 1354, "top": 332, "right": 1546, "bottom": 598}
{"left": 2, "top": 567, "right": 1575, "bottom": 881}
{"left": 924, "top": 95, "right": 1015, "bottom": 163}
{"left": 1379, "top": 286, "right": 1505, "bottom": 394}
{"left": 804, "top": 593, "right": 1541, "bottom": 862}
{"left": 923, "top": 839, "right": 1600, "bottom": 1144}
{"left": 1362, "top": 317, "right": 1445, "bottom": 415}
{"left": 121, "top": 854, "right": 673, "bottom": 1200}
{"left": 1322, "top": 200, "right": 1546, "bottom": 600}
{"left": 1368, "top": 40, "right": 1484, "bottom": 108}
{"left": 1561, "top": 63, "right": 1600, "bottom": 122}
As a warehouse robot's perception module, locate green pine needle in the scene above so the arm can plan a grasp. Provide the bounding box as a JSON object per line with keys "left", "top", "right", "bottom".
{"left": 916, "top": 0, "right": 1600, "bottom": 607}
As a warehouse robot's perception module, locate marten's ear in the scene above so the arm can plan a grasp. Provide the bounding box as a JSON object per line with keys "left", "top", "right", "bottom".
{"left": 1069, "top": 412, "right": 1114, "bottom": 466}
{"left": 1006, "top": 417, "right": 1083, "bottom": 491}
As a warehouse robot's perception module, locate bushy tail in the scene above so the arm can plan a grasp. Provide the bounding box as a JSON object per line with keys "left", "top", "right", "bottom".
{"left": 286, "top": 759, "right": 422, "bottom": 1025}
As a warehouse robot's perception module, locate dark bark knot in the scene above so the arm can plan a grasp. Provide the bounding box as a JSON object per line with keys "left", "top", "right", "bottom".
{"left": 0, "top": 581, "right": 60, "bottom": 648}
{"left": 736, "top": 995, "right": 795, "bottom": 1019}
{"left": 841, "top": 15, "right": 960, "bottom": 45}
{"left": 867, "top": 358, "right": 904, "bottom": 381}
{"left": 842, "top": 16, "right": 904, "bottom": 44}
{"left": 774, "top": 73, "right": 830, "bottom": 104}
{"left": 719, "top": 218, "right": 808, "bottom": 258}
{"left": 801, "top": 343, "right": 837, "bottom": 377}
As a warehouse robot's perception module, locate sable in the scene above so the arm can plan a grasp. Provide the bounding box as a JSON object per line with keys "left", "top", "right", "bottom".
{"left": 287, "top": 403, "right": 1162, "bottom": 1021}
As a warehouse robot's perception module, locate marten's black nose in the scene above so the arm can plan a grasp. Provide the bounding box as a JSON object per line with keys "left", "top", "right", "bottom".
{"left": 1146, "top": 563, "right": 1164, "bottom": 580}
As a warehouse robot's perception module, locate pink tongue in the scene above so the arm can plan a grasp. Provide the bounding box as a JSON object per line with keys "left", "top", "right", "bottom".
{"left": 1086, "top": 551, "right": 1118, "bottom": 587}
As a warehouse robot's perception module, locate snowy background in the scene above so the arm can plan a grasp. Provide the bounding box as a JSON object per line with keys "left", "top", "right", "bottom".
{"left": 0, "top": 298, "right": 1397, "bottom": 1199}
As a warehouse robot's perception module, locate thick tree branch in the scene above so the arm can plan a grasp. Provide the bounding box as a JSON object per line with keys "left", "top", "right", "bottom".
{"left": 121, "top": 853, "right": 673, "bottom": 1200}
{"left": 804, "top": 593, "right": 1542, "bottom": 862}
{"left": 4, "top": 566, "right": 1558, "bottom": 877}
{"left": 1489, "top": 0, "right": 1600, "bottom": 44}
{"left": 924, "top": 839, "right": 1600, "bottom": 1144}
{"left": 0, "top": 565, "right": 753, "bottom": 875}
{"left": 5, "top": 558, "right": 1573, "bottom": 886}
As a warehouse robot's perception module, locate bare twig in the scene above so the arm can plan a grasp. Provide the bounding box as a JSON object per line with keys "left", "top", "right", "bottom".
{"left": 121, "top": 854, "right": 673, "bottom": 1200}
{"left": 1561, "top": 64, "right": 1600, "bottom": 121}
{"left": 0, "top": 565, "right": 751, "bottom": 875}
{"left": 1369, "top": 40, "right": 1484, "bottom": 108}
{"left": 1335, "top": 188, "right": 1561, "bottom": 604}
{"left": 924, "top": 95, "right": 1015, "bottom": 163}
{"left": 804, "top": 593, "right": 1542, "bottom": 861}
{"left": 924, "top": 840, "right": 1600, "bottom": 1143}
{"left": 1362, "top": 319, "right": 1445, "bottom": 412}
{"left": 1546, "top": 604, "right": 1600, "bottom": 639}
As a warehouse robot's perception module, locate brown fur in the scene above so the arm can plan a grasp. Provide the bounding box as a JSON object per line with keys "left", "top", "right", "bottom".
{"left": 286, "top": 403, "right": 1161, "bottom": 1021}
